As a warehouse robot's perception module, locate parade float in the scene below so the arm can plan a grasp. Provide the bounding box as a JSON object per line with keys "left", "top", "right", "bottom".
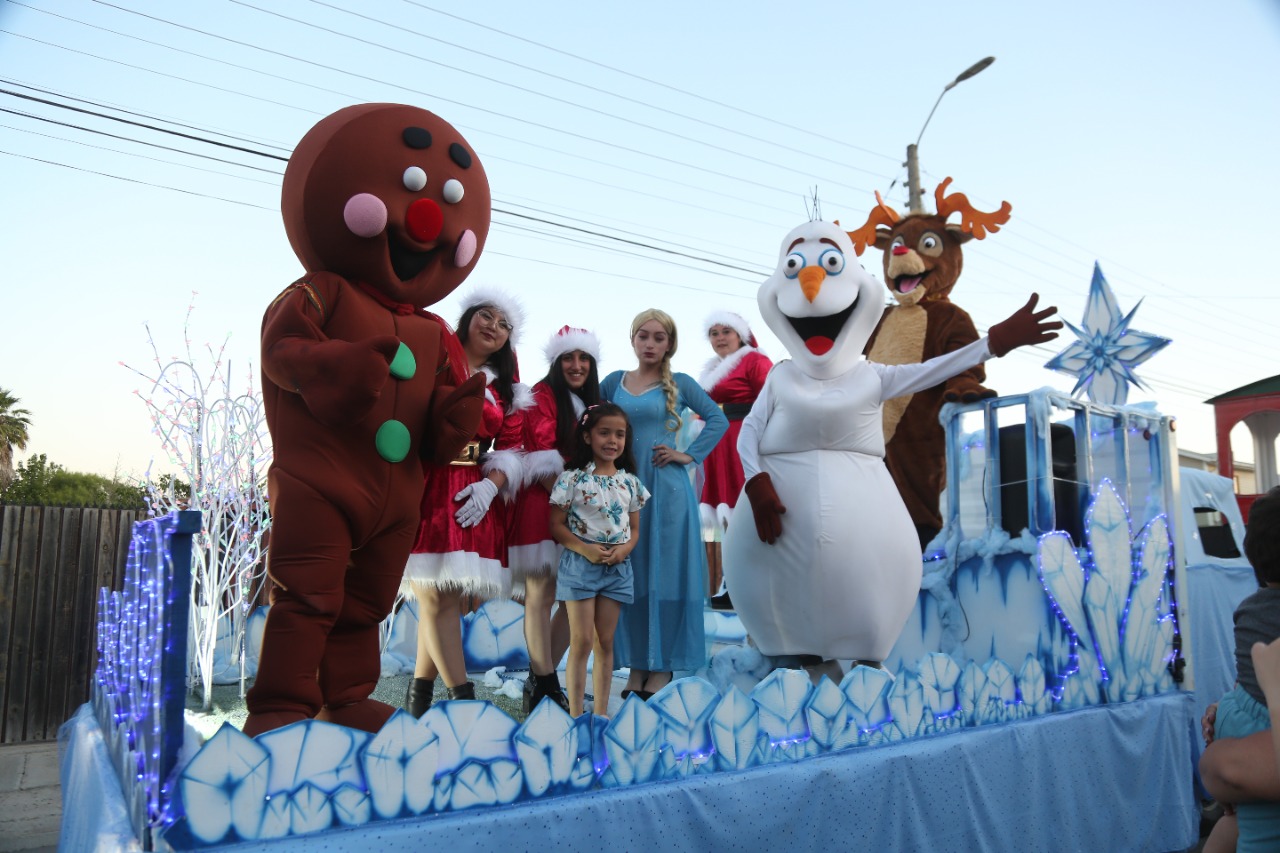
{"left": 58, "top": 249, "right": 1212, "bottom": 851}
{"left": 58, "top": 107, "right": 1205, "bottom": 849}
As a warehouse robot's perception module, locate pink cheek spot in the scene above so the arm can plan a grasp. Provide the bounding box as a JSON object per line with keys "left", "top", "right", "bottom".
{"left": 454, "top": 229, "right": 477, "bottom": 267}
{"left": 804, "top": 337, "right": 834, "bottom": 356}
{"left": 343, "top": 193, "right": 387, "bottom": 238}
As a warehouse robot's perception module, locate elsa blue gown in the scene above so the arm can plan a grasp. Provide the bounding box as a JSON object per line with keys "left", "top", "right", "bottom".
{"left": 601, "top": 371, "right": 728, "bottom": 672}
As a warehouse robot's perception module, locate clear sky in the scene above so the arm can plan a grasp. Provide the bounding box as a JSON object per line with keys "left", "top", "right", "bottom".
{"left": 2, "top": 0, "right": 1278, "bottom": 481}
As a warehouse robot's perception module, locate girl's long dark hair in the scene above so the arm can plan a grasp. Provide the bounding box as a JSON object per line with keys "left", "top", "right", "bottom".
{"left": 566, "top": 403, "right": 637, "bottom": 475}
{"left": 542, "top": 353, "right": 601, "bottom": 459}
{"left": 457, "top": 303, "right": 517, "bottom": 410}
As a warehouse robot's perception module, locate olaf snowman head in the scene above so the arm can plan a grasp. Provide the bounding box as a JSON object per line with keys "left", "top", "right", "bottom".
{"left": 758, "top": 220, "right": 885, "bottom": 380}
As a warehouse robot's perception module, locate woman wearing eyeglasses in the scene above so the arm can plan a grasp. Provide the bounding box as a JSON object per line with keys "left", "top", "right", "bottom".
{"left": 401, "top": 288, "right": 529, "bottom": 714}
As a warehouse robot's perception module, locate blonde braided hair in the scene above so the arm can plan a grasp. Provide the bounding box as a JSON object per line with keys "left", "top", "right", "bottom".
{"left": 630, "top": 308, "right": 682, "bottom": 432}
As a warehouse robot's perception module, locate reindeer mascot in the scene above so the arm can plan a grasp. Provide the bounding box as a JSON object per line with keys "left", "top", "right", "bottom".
{"left": 849, "top": 178, "right": 1011, "bottom": 550}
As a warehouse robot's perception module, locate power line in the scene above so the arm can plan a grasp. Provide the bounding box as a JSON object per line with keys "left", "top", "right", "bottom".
{"left": 75, "top": 2, "right": 880, "bottom": 218}
{"left": 400, "top": 0, "right": 902, "bottom": 167}
{"left": 301, "top": 0, "right": 893, "bottom": 182}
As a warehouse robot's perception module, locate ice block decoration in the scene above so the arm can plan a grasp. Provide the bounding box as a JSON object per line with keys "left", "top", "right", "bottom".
{"left": 1037, "top": 479, "right": 1177, "bottom": 704}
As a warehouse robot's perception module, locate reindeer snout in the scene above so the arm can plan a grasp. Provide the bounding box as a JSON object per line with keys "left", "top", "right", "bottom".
{"left": 892, "top": 245, "right": 910, "bottom": 256}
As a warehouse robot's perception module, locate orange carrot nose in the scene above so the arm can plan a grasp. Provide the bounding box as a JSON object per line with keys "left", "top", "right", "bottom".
{"left": 798, "top": 266, "right": 826, "bottom": 302}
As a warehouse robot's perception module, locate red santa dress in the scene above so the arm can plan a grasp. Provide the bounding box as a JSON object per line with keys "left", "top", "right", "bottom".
{"left": 698, "top": 346, "right": 772, "bottom": 532}
{"left": 505, "top": 382, "right": 588, "bottom": 593}
{"left": 403, "top": 365, "right": 527, "bottom": 600}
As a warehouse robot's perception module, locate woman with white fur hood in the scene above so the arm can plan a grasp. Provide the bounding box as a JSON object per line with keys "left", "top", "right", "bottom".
{"left": 402, "top": 287, "right": 532, "bottom": 713}
{"left": 698, "top": 311, "right": 772, "bottom": 609}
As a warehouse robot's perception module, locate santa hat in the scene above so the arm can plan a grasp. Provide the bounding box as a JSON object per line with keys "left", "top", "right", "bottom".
{"left": 459, "top": 285, "right": 526, "bottom": 346}
{"left": 543, "top": 325, "right": 601, "bottom": 364}
{"left": 703, "top": 310, "right": 757, "bottom": 349}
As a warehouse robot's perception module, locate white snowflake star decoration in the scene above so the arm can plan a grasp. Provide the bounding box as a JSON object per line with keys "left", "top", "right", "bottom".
{"left": 1045, "top": 263, "right": 1171, "bottom": 405}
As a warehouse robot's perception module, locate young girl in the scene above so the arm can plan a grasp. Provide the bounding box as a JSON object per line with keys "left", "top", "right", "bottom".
{"left": 549, "top": 404, "right": 650, "bottom": 718}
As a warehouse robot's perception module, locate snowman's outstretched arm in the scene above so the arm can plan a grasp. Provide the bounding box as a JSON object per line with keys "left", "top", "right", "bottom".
{"left": 874, "top": 294, "right": 1061, "bottom": 402}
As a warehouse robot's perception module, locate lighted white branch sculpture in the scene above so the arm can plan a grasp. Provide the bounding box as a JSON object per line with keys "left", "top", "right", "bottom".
{"left": 122, "top": 299, "right": 273, "bottom": 709}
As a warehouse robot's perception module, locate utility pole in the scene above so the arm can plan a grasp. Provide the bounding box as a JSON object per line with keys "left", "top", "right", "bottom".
{"left": 906, "top": 57, "right": 995, "bottom": 214}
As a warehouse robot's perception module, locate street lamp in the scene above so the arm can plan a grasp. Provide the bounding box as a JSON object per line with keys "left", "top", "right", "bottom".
{"left": 905, "top": 56, "right": 995, "bottom": 214}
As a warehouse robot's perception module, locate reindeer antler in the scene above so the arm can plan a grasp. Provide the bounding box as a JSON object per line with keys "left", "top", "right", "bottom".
{"left": 934, "top": 177, "right": 1012, "bottom": 240}
{"left": 846, "top": 191, "right": 900, "bottom": 256}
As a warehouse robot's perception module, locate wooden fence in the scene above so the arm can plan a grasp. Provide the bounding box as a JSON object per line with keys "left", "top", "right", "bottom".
{"left": 0, "top": 504, "right": 144, "bottom": 743}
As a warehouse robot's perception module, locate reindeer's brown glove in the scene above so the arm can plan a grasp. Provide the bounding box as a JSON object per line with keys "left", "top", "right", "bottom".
{"left": 745, "top": 472, "right": 786, "bottom": 545}
{"left": 987, "top": 293, "right": 1063, "bottom": 357}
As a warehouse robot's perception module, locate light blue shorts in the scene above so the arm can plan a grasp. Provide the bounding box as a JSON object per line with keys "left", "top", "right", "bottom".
{"left": 555, "top": 548, "right": 633, "bottom": 604}
{"left": 1216, "top": 684, "right": 1280, "bottom": 852}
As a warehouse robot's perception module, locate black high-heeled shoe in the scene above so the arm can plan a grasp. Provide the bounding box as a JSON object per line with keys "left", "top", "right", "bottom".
{"left": 405, "top": 677, "right": 435, "bottom": 718}
{"left": 446, "top": 681, "right": 476, "bottom": 701}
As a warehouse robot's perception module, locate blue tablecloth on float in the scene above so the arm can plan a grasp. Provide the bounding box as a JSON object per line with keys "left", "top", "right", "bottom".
{"left": 60, "top": 692, "right": 1197, "bottom": 853}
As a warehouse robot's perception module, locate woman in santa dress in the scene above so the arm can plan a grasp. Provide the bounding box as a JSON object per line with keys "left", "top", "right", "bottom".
{"left": 402, "top": 288, "right": 528, "bottom": 714}
{"left": 507, "top": 325, "right": 602, "bottom": 713}
{"left": 698, "top": 311, "right": 772, "bottom": 609}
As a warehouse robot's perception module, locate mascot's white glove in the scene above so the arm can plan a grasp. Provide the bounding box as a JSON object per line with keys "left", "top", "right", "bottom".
{"left": 455, "top": 478, "right": 499, "bottom": 528}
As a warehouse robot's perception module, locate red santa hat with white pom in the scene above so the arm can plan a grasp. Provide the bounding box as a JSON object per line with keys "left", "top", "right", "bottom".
{"left": 543, "top": 325, "right": 601, "bottom": 364}
{"left": 703, "top": 310, "right": 758, "bottom": 349}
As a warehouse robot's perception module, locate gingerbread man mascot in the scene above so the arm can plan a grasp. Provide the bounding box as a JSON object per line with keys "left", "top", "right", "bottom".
{"left": 244, "top": 104, "right": 491, "bottom": 736}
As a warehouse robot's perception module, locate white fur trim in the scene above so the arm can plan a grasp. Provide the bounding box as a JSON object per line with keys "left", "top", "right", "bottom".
{"left": 699, "top": 346, "right": 757, "bottom": 391}
{"left": 402, "top": 551, "right": 509, "bottom": 600}
{"left": 511, "top": 381, "right": 535, "bottom": 412}
{"left": 569, "top": 392, "right": 586, "bottom": 419}
{"left": 481, "top": 448, "right": 524, "bottom": 502}
{"left": 507, "top": 541, "right": 562, "bottom": 580}
{"left": 460, "top": 285, "right": 526, "bottom": 345}
{"left": 522, "top": 448, "right": 565, "bottom": 487}
{"left": 703, "top": 310, "right": 754, "bottom": 344}
{"left": 543, "top": 326, "right": 601, "bottom": 364}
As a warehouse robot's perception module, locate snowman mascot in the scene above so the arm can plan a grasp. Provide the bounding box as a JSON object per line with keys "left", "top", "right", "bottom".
{"left": 722, "top": 220, "right": 1059, "bottom": 680}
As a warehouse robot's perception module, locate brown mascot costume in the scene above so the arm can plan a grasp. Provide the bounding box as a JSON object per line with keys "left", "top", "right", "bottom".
{"left": 244, "top": 104, "right": 491, "bottom": 737}
{"left": 850, "top": 178, "right": 1011, "bottom": 551}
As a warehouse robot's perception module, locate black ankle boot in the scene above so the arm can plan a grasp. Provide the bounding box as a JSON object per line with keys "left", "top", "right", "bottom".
{"left": 522, "top": 672, "right": 538, "bottom": 713}
{"left": 534, "top": 671, "right": 570, "bottom": 714}
{"left": 447, "top": 681, "right": 475, "bottom": 701}
{"left": 405, "top": 677, "right": 435, "bottom": 718}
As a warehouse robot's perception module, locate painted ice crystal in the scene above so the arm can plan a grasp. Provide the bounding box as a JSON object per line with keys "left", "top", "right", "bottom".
{"left": 600, "top": 695, "right": 662, "bottom": 787}
{"left": 709, "top": 685, "right": 765, "bottom": 771}
{"left": 1045, "top": 263, "right": 1171, "bottom": 406}
{"left": 841, "top": 665, "right": 895, "bottom": 742}
{"left": 649, "top": 677, "right": 719, "bottom": 763}
{"left": 361, "top": 711, "right": 440, "bottom": 819}
{"left": 1017, "top": 656, "right": 1051, "bottom": 717}
{"left": 256, "top": 720, "right": 368, "bottom": 796}
{"left": 514, "top": 700, "right": 577, "bottom": 797}
{"left": 1037, "top": 479, "right": 1177, "bottom": 704}
{"left": 178, "top": 722, "right": 269, "bottom": 844}
{"left": 752, "top": 668, "right": 812, "bottom": 756}
{"left": 463, "top": 600, "right": 529, "bottom": 670}
{"left": 977, "top": 659, "right": 1017, "bottom": 725}
{"left": 918, "top": 653, "right": 962, "bottom": 718}
{"left": 805, "top": 677, "right": 858, "bottom": 754}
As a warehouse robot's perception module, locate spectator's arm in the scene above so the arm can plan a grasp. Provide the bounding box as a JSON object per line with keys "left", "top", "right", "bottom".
{"left": 1201, "top": 730, "right": 1280, "bottom": 803}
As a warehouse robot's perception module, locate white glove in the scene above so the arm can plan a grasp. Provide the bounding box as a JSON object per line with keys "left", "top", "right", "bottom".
{"left": 454, "top": 477, "right": 499, "bottom": 528}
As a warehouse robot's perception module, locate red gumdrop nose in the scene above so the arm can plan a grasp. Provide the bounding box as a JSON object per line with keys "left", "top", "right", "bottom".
{"left": 892, "top": 245, "right": 910, "bottom": 256}
{"left": 405, "top": 198, "right": 444, "bottom": 242}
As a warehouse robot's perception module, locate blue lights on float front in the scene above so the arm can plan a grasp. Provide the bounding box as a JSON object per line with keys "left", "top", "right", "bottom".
{"left": 92, "top": 509, "right": 200, "bottom": 848}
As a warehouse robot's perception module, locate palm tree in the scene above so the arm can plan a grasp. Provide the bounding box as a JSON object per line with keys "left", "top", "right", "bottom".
{"left": 0, "top": 388, "right": 32, "bottom": 491}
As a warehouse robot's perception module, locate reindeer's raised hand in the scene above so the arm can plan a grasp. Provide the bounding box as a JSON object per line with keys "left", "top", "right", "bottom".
{"left": 987, "top": 293, "right": 1063, "bottom": 357}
